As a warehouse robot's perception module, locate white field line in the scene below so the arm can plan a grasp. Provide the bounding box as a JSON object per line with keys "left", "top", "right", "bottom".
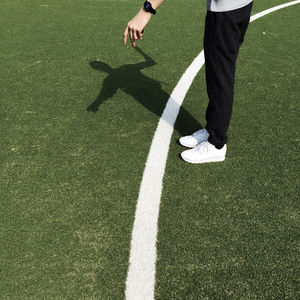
{"left": 125, "top": 51, "right": 205, "bottom": 300}
{"left": 249, "top": 0, "right": 300, "bottom": 22}
{"left": 125, "top": 1, "right": 300, "bottom": 299}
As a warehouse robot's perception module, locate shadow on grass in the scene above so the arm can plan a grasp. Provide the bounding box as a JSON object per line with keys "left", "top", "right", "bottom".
{"left": 86, "top": 47, "right": 202, "bottom": 136}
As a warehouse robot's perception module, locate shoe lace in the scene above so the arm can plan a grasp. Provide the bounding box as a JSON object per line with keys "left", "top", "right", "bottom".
{"left": 195, "top": 141, "right": 210, "bottom": 153}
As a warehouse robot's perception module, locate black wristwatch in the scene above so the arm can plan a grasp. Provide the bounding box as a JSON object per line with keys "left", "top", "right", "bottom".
{"left": 143, "top": 1, "right": 156, "bottom": 15}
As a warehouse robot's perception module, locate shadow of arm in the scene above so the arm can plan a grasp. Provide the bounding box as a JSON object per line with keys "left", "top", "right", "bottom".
{"left": 135, "top": 47, "right": 157, "bottom": 69}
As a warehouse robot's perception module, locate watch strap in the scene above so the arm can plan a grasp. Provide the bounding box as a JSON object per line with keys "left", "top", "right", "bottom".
{"left": 143, "top": 1, "right": 156, "bottom": 15}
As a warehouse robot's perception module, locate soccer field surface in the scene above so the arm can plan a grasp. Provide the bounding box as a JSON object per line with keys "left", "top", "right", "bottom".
{"left": 1, "top": 0, "right": 299, "bottom": 298}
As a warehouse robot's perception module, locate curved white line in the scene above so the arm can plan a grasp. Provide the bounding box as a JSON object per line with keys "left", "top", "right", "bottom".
{"left": 125, "top": 1, "right": 300, "bottom": 299}
{"left": 250, "top": 0, "right": 300, "bottom": 22}
{"left": 125, "top": 51, "right": 205, "bottom": 300}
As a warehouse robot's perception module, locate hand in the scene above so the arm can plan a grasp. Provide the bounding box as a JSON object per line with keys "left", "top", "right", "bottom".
{"left": 123, "top": 9, "right": 151, "bottom": 48}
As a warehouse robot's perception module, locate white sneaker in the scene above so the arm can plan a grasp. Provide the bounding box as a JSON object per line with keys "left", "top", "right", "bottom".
{"left": 181, "top": 141, "right": 227, "bottom": 164}
{"left": 179, "top": 129, "right": 209, "bottom": 148}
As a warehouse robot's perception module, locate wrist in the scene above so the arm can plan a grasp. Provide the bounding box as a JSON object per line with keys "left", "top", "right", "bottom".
{"left": 139, "top": 7, "right": 152, "bottom": 20}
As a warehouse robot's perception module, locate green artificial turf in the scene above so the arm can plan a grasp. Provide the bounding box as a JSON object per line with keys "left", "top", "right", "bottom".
{"left": 0, "top": 0, "right": 299, "bottom": 298}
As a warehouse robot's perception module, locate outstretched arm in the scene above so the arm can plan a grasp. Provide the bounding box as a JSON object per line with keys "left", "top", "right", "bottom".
{"left": 123, "top": 0, "right": 166, "bottom": 48}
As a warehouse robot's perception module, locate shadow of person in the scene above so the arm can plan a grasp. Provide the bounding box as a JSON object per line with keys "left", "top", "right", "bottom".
{"left": 86, "top": 47, "right": 202, "bottom": 136}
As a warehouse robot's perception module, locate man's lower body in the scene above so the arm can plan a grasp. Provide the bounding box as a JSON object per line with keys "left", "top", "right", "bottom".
{"left": 180, "top": 2, "right": 253, "bottom": 163}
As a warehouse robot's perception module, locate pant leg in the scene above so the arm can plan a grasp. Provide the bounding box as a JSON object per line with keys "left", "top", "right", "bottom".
{"left": 204, "top": 2, "right": 253, "bottom": 149}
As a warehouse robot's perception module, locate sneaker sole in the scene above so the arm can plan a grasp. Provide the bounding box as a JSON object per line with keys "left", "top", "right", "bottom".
{"left": 181, "top": 153, "right": 226, "bottom": 164}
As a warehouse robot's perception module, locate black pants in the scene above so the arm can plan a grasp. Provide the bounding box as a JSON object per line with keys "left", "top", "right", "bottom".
{"left": 204, "top": 2, "right": 253, "bottom": 149}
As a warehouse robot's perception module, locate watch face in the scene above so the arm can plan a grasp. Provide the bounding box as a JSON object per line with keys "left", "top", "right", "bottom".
{"left": 144, "top": 2, "right": 151, "bottom": 12}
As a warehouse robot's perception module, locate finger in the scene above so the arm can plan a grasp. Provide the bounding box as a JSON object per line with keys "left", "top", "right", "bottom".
{"left": 140, "top": 28, "right": 145, "bottom": 39}
{"left": 131, "top": 29, "right": 137, "bottom": 47}
{"left": 123, "top": 26, "right": 129, "bottom": 45}
{"left": 136, "top": 30, "right": 142, "bottom": 40}
{"left": 129, "top": 27, "right": 133, "bottom": 45}
{"left": 133, "top": 29, "right": 139, "bottom": 41}
{"left": 129, "top": 27, "right": 136, "bottom": 48}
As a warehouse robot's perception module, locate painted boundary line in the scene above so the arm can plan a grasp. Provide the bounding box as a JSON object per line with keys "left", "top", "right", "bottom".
{"left": 125, "top": 1, "right": 300, "bottom": 299}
